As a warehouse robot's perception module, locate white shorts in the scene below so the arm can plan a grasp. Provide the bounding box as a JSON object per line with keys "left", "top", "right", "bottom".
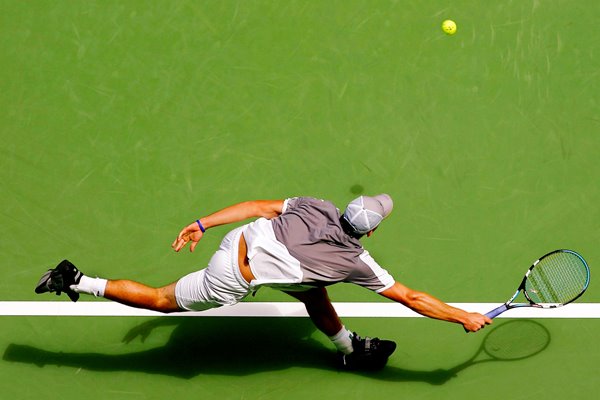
{"left": 175, "top": 226, "right": 250, "bottom": 311}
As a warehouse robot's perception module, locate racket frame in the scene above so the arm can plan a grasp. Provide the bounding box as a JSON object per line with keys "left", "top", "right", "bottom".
{"left": 485, "top": 249, "right": 590, "bottom": 319}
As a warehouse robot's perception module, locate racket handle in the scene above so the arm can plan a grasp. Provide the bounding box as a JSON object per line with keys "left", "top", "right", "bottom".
{"left": 463, "top": 304, "right": 509, "bottom": 333}
{"left": 485, "top": 304, "right": 509, "bottom": 319}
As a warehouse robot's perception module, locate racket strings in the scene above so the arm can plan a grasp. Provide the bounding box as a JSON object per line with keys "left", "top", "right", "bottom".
{"left": 526, "top": 252, "right": 589, "bottom": 304}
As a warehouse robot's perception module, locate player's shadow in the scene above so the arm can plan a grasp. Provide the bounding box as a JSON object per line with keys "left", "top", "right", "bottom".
{"left": 3, "top": 318, "right": 550, "bottom": 383}
{"left": 3, "top": 317, "right": 332, "bottom": 379}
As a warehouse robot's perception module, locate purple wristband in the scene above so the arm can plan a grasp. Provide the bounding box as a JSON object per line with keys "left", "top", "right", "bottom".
{"left": 196, "top": 219, "right": 206, "bottom": 233}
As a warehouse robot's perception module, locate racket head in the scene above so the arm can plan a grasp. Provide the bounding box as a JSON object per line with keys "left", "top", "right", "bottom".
{"left": 523, "top": 249, "right": 590, "bottom": 307}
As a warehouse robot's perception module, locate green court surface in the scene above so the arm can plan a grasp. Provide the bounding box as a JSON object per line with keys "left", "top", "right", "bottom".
{"left": 1, "top": 1, "right": 599, "bottom": 399}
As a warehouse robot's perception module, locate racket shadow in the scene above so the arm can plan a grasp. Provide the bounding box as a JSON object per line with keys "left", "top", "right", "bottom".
{"left": 363, "top": 320, "right": 552, "bottom": 385}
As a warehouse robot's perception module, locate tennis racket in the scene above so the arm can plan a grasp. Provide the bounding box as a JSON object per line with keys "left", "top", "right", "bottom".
{"left": 486, "top": 249, "right": 590, "bottom": 319}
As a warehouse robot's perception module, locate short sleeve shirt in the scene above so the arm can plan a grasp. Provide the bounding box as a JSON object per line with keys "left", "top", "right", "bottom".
{"left": 243, "top": 197, "right": 394, "bottom": 292}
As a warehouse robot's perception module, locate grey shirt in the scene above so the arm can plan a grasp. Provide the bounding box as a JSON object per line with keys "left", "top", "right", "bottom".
{"left": 244, "top": 197, "right": 394, "bottom": 292}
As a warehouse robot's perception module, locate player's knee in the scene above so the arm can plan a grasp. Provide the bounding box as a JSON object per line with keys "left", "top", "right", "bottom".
{"left": 152, "top": 287, "right": 180, "bottom": 313}
{"left": 152, "top": 297, "right": 179, "bottom": 313}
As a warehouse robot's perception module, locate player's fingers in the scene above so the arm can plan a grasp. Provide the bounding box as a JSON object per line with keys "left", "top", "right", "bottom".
{"left": 176, "top": 225, "right": 192, "bottom": 240}
{"left": 173, "top": 227, "right": 188, "bottom": 249}
{"left": 466, "top": 320, "right": 487, "bottom": 333}
{"left": 174, "top": 237, "right": 187, "bottom": 252}
{"left": 190, "top": 241, "right": 198, "bottom": 252}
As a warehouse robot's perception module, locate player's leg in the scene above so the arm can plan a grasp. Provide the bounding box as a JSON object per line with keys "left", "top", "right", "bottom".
{"left": 36, "top": 227, "right": 248, "bottom": 312}
{"left": 284, "top": 287, "right": 354, "bottom": 355}
{"left": 284, "top": 287, "right": 343, "bottom": 336}
{"left": 103, "top": 280, "right": 180, "bottom": 312}
{"left": 35, "top": 259, "right": 182, "bottom": 312}
{"left": 102, "top": 227, "right": 248, "bottom": 312}
{"left": 284, "top": 287, "right": 397, "bottom": 370}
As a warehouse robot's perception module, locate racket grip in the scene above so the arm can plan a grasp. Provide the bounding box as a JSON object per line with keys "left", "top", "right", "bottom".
{"left": 463, "top": 304, "right": 509, "bottom": 333}
{"left": 485, "top": 304, "right": 509, "bottom": 319}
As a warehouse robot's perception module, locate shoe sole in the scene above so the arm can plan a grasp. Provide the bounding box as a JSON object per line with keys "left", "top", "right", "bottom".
{"left": 34, "top": 270, "right": 53, "bottom": 294}
{"left": 34, "top": 261, "right": 81, "bottom": 302}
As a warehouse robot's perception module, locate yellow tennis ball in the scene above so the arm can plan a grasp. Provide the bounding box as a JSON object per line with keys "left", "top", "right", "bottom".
{"left": 442, "top": 19, "right": 457, "bottom": 35}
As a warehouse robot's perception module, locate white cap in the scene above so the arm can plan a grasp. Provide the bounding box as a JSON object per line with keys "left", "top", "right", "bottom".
{"left": 342, "top": 194, "right": 393, "bottom": 235}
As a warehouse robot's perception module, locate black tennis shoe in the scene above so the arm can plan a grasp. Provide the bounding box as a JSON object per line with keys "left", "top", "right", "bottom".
{"left": 35, "top": 259, "right": 82, "bottom": 302}
{"left": 337, "top": 333, "right": 397, "bottom": 371}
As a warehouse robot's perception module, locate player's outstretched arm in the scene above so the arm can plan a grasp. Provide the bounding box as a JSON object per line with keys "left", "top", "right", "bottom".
{"left": 172, "top": 200, "right": 285, "bottom": 252}
{"left": 379, "top": 282, "right": 491, "bottom": 332}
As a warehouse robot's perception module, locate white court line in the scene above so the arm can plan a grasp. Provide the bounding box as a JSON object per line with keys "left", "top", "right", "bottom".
{"left": 1, "top": 302, "right": 599, "bottom": 318}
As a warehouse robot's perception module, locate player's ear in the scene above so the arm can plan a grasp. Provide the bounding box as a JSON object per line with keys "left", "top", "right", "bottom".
{"left": 366, "top": 227, "right": 378, "bottom": 237}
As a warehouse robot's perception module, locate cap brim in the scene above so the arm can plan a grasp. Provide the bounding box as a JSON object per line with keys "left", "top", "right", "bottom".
{"left": 372, "top": 194, "right": 393, "bottom": 218}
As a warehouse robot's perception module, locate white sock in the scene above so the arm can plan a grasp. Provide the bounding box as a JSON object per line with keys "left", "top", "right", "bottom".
{"left": 329, "top": 326, "right": 354, "bottom": 354}
{"left": 71, "top": 275, "right": 107, "bottom": 297}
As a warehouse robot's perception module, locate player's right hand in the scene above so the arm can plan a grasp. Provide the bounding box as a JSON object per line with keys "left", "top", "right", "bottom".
{"left": 463, "top": 312, "right": 493, "bottom": 332}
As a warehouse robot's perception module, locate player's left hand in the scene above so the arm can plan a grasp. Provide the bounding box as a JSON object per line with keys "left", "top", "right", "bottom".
{"left": 172, "top": 222, "right": 204, "bottom": 252}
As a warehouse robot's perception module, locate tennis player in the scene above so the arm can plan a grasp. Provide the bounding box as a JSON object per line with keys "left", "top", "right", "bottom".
{"left": 36, "top": 195, "right": 491, "bottom": 370}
